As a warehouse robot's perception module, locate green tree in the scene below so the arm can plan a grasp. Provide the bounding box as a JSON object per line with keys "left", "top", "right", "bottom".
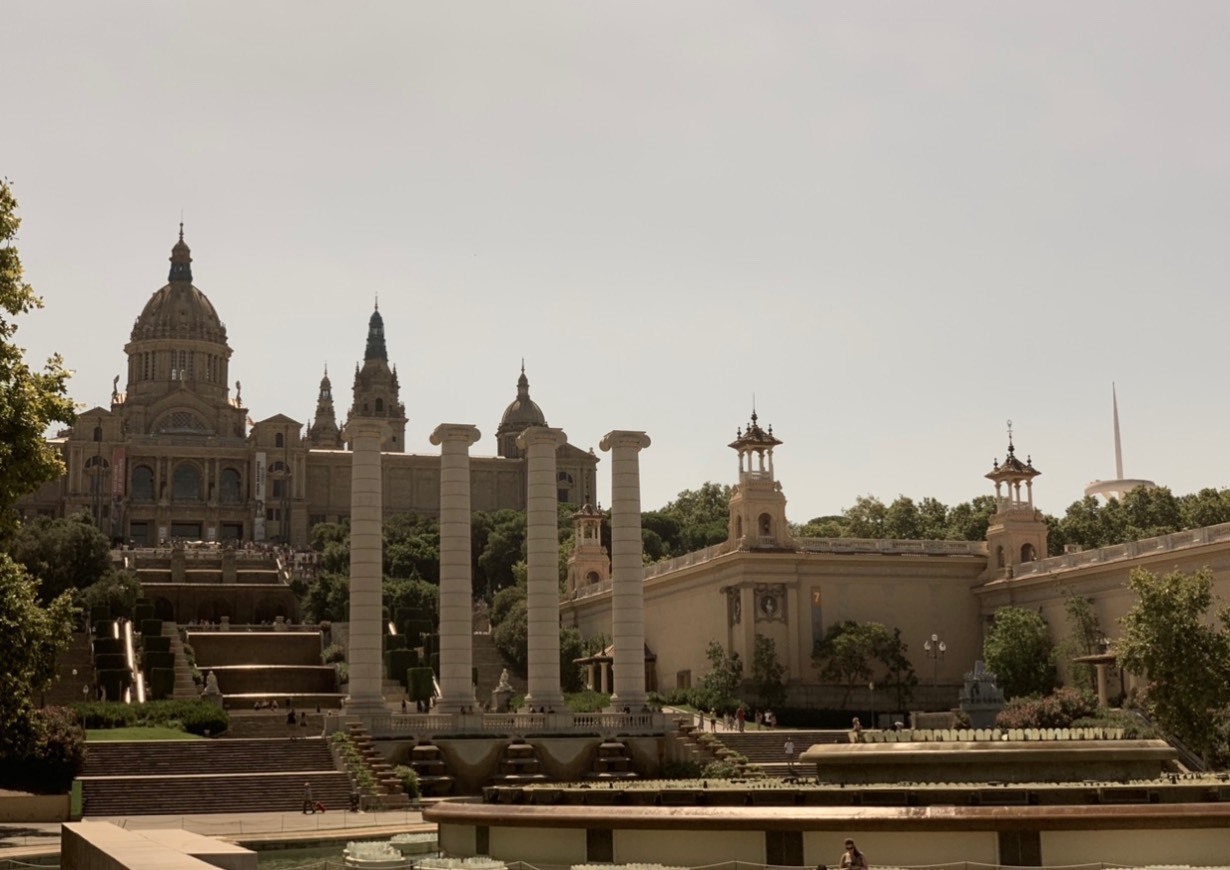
{"left": 10, "top": 513, "right": 110, "bottom": 603}
{"left": 1117, "top": 567, "right": 1230, "bottom": 763}
{"left": 78, "top": 568, "right": 142, "bottom": 621}
{"left": 383, "top": 577, "right": 439, "bottom": 633}
{"left": 699, "top": 640, "right": 743, "bottom": 708}
{"left": 658, "top": 483, "right": 731, "bottom": 554}
{"left": 1061, "top": 591, "right": 1103, "bottom": 693}
{"left": 816, "top": 620, "right": 895, "bottom": 708}
{"left": 383, "top": 513, "right": 440, "bottom": 582}
{"left": 751, "top": 634, "right": 787, "bottom": 710}
{"left": 302, "top": 571, "right": 350, "bottom": 622}
{"left": 0, "top": 180, "right": 76, "bottom": 542}
{"left": 0, "top": 553, "right": 75, "bottom": 765}
{"left": 476, "top": 510, "right": 526, "bottom": 598}
{"left": 877, "top": 627, "right": 919, "bottom": 709}
{"left": 982, "top": 606, "right": 1057, "bottom": 699}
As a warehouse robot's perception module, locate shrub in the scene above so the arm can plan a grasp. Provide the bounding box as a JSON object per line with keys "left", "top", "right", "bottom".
{"left": 149, "top": 668, "right": 175, "bottom": 701}
{"left": 407, "top": 667, "right": 434, "bottom": 703}
{"left": 72, "top": 700, "right": 228, "bottom": 736}
{"left": 995, "top": 687, "right": 1097, "bottom": 729}
{"left": 142, "top": 636, "right": 170, "bottom": 654}
{"left": 659, "top": 760, "right": 702, "bottom": 779}
{"left": 140, "top": 618, "right": 163, "bottom": 638}
{"left": 565, "top": 690, "right": 610, "bottom": 713}
{"left": 334, "top": 662, "right": 349, "bottom": 686}
{"left": 393, "top": 764, "right": 420, "bottom": 799}
{"left": 701, "top": 759, "right": 743, "bottom": 779}
{"left": 322, "top": 643, "right": 347, "bottom": 664}
{"left": 385, "top": 649, "right": 418, "bottom": 685}
{"left": 0, "top": 706, "right": 86, "bottom": 793}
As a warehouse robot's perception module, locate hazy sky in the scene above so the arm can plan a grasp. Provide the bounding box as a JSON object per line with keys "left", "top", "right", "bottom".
{"left": 5, "top": 3, "right": 1230, "bottom": 522}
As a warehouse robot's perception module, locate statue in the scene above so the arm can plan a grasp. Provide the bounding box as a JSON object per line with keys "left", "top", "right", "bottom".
{"left": 111, "top": 374, "right": 120, "bottom": 401}
{"left": 235, "top": 380, "right": 243, "bottom": 404}
{"left": 203, "top": 670, "right": 221, "bottom": 695}
{"left": 497, "top": 668, "right": 512, "bottom": 691}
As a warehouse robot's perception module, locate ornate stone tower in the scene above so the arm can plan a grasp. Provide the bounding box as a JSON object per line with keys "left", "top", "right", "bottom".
{"left": 495, "top": 363, "right": 547, "bottom": 458}
{"left": 984, "top": 425, "right": 1048, "bottom": 577}
{"left": 305, "top": 366, "right": 342, "bottom": 448}
{"left": 566, "top": 503, "right": 610, "bottom": 597}
{"left": 348, "top": 304, "right": 406, "bottom": 452}
{"left": 727, "top": 411, "right": 792, "bottom": 549}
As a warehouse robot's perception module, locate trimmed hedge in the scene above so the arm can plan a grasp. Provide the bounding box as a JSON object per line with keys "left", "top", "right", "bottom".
{"left": 97, "top": 669, "right": 132, "bottom": 702}
{"left": 143, "top": 636, "right": 171, "bottom": 654}
{"left": 94, "top": 637, "right": 122, "bottom": 656}
{"left": 93, "top": 620, "right": 114, "bottom": 637}
{"left": 73, "top": 700, "right": 229, "bottom": 736}
{"left": 140, "top": 618, "right": 163, "bottom": 638}
{"left": 407, "top": 667, "right": 435, "bottom": 703}
{"left": 95, "top": 653, "right": 128, "bottom": 671}
{"left": 385, "top": 649, "right": 419, "bottom": 685}
{"left": 385, "top": 635, "right": 408, "bottom": 651}
{"left": 143, "top": 651, "right": 175, "bottom": 671}
{"left": 89, "top": 606, "right": 110, "bottom": 626}
{"left": 133, "top": 604, "right": 155, "bottom": 625}
{"left": 149, "top": 668, "right": 175, "bottom": 701}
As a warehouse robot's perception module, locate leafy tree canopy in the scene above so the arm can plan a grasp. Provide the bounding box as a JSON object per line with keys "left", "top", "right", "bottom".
{"left": 751, "top": 634, "right": 787, "bottom": 710}
{"left": 0, "top": 179, "right": 76, "bottom": 541}
{"left": 10, "top": 513, "right": 110, "bottom": 604}
{"left": 797, "top": 495, "right": 998, "bottom": 543}
{"left": 1117, "top": 566, "right": 1230, "bottom": 763}
{"left": 812, "top": 620, "right": 917, "bottom": 707}
{"left": 982, "top": 606, "right": 1057, "bottom": 699}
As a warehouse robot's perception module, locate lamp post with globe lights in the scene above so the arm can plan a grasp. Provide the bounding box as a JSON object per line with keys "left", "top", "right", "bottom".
{"left": 924, "top": 633, "right": 946, "bottom": 686}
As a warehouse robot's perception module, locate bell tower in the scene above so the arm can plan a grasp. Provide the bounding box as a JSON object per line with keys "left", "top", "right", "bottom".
{"left": 984, "top": 421, "right": 1048, "bottom": 577}
{"left": 727, "top": 410, "right": 792, "bottom": 549}
{"left": 348, "top": 302, "right": 407, "bottom": 452}
{"left": 566, "top": 503, "right": 609, "bottom": 597}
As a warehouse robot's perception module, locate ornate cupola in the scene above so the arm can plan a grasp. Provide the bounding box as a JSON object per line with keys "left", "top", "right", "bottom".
{"left": 348, "top": 301, "right": 406, "bottom": 452}
{"left": 984, "top": 421, "right": 1048, "bottom": 576}
{"left": 305, "top": 365, "right": 342, "bottom": 448}
{"left": 566, "top": 502, "right": 609, "bottom": 597}
{"left": 121, "top": 226, "right": 243, "bottom": 438}
{"left": 726, "top": 410, "right": 793, "bottom": 549}
{"left": 496, "top": 362, "right": 548, "bottom": 458}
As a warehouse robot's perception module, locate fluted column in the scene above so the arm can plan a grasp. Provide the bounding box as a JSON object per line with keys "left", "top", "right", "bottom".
{"left": 599, "top": 430, "right": 651, "bottom": 710}
{"left": 343, "top": 417, "right": 389, "bottom": 717}
{"left": 430, "top": 423, "right": 481, "bottom": 713}
{"left": 518, "top": 426, "right": 567, "bottom": 711}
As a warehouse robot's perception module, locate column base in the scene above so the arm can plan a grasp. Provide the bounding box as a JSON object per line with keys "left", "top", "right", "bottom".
{"left": 523, "top": 693, "right": 564, "bottom": 713}
{"left": 435, "top": 694, "right": 478, "bottom": 714}
{"left": 344, "top": 694, "right": 388, "bottom": 721}
{"left": 609, "top": 693, "right": 648, "bottom": 712}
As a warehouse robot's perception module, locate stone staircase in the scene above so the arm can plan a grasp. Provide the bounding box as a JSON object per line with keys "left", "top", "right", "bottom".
{"left": 46, "top": 632, "right": 95, "bottom": 706}
{"left": 489, "top": 738, "right": 549, "bottom": 785}
{"left": 79, "top": 738, "right": 351, "bottom": 816}
{"left": 407, "top": 741, "right": 454, "bottom": 796}
{"left": 715, "top": 730, "right": 847, "bottom": 778}
{"left": 165, "top": 624, "right": 199, "bottom": 700}
{"left": 344, "top": 722, "right": 412, "bottom": 809}
{"left": 473, "top": 632, "right": 523, "bottom": 708}
{"left": 588, "top": 740, "right": 638, "bottom": 781}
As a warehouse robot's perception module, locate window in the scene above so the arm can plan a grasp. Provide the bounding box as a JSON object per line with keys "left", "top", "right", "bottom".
{"left": 218, "top": 468, "right": 242, "bottom": 505}
{"left": 132, "top": 466, "right": 155, "bottom": 501}
{"left": 1020, "top": 542, "right": 1037, "bottom": 563}
{"left": 172, "top": 464, "right": 202, "bottom": 501}
{"left": 275, "top": 432, "right": 284, "bottom": 448}
{"left": 272, "top": 479, "right": 285, "bottom": 499}
{"left": 375, "top": 398, "right": 384, "bottom": 414}
{"left": 92, "top": 425, "right": 103, "bottom": 442}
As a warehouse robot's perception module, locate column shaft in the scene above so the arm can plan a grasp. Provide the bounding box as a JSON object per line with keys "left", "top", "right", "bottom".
{"left": 345, "top": 420, "right": 387, "bottom": 717}
{"left": 600, "top": 430, "right": 651, "bottom": 710}
{"left": 519, "top": 427, "right": 567, "bottom": 711}
{"left": 432, "top": 424, "right": 481, "bottom": 713}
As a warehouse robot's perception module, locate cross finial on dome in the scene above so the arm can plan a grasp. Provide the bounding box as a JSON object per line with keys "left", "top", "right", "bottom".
{"left": 168, "top": 223, "right": 193, "bottom": 282}
{"left": 374, "top": 294, "right": 379, "bottom": 311}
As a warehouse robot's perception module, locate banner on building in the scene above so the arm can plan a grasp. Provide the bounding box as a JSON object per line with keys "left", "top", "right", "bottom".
{"left": 254, "top": 452, "right": 267, "bottom": 542}
{"left": 111, "top": 446, "right": 126, "bottom": 498}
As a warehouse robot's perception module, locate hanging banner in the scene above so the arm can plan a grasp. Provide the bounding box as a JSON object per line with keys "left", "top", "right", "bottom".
{"left": 254, "top": 452, "right": 267, "bottom": 541}
{"left": 111, "top": 446, "right": 126, "bottom": 498}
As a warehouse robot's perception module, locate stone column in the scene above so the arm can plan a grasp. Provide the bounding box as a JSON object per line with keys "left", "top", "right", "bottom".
{"left": 343, "top": 417, "right": 389, "bottom": 718}
{"left": 600, "top": 430, "right": 651, "bottom": 710}
{"left": 430, "top": 424, "right": 481, "bottom": 713}
{"left": 518, "top": 427, "right": 567, "bottom": 712}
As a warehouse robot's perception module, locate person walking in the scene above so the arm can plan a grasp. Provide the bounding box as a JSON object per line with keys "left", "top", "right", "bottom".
{"left": 736, "top": 706, "right": 746, "bottom": 732}
{"left": 302, "top": 781, "right": 314, "bottom": 814}
{"left": 784, "top": 737, "right": 795, "bottom": 774}
{"left": 839, "top": 838, "right": 868, "bottom": 869}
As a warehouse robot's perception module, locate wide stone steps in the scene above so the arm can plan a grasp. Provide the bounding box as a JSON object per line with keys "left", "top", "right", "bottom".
{"left": 714, "top": 731, "right": 846, "bottom": 763}
{"left": 82, "top": 737, "right": 337, "bottom": 777}
{"left": 46, "top": 632, "right": 96, "bottom": 706}
{"left": 80, "top": 771, "right": 353, "bottom": 816}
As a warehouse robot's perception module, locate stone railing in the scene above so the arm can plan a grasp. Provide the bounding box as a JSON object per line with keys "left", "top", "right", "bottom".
{"left": 573, "top": 579, "right": 612, "bottom": 601}
{"left": 364, "top": 711, "right": 667, "bottom": 739}
{"left": 643, "top": 542, "right": 732, "bottom": 579}
{"left": 1010, "top": 521, "right": 1230, "bottom": 580}
{"left": 795, "top": 537, "right": 986, "bottom": 556}
{"left": 856, "top": 726, "right": 1126, "bottom": 743}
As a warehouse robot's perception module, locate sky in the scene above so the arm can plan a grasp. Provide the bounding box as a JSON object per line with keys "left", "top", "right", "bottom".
{"left": 4, "top": 3, "right": 1230, "bottom": 522}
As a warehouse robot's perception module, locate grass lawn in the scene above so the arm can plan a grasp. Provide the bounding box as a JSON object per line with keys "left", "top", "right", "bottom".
{"left": 87, "top": 726, "right": 203, "bottom": 741}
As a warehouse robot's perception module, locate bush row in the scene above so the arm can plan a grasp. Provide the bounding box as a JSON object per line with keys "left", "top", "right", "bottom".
{"left": 0, "top": 707, "right": 86, "bottom": 794}
{"left": 72, "top": 700, "right": 229, "bottom": 736}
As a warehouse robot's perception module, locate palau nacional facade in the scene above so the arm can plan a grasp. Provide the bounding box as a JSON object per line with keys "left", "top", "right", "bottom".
{"left": 18, "top": 230, "right": 598, "bottom": 548}
{"left": 23, "top": 231, "right": 1230, "bottom": 704}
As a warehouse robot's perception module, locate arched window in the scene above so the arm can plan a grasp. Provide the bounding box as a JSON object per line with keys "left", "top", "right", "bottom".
{"left": 172, "top": 464, "right": 202, "bottom": 501}
{"left": 585, "top": 571, "right": 600, "bottom": 585}
{"left": 1020, "top": 542, "right": 1037, "bottom": 563}
{"left": 275, "top": 432, "right": 284, "bottom": 448}
{"left": 132, "top": 466, "right": 155, "bottom": 502}
{"left": 219, "top": 468, "right": 242, "bottom": 505}
{"left": 557, "top": 471, "right": 574, "bottom": 503}
{"left": 758, "top": 513, "right": 772, "bottom": 536}
{"left": 736, "top": 516, "right": 744, "bottom": 538}
{"left": 92, "top": 425, "right": 103, "bottom": 442}
{"left": 996, "top": 546, "right": 1005, "bottom": 569}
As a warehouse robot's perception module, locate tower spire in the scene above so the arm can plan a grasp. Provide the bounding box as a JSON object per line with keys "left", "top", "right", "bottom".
{"left": 1113, "top": 383, "right": 1124, "bottom": 480}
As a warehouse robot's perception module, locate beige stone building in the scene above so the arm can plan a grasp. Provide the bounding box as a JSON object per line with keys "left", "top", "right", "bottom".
{"left": 563, "top": 412, "right": 1230, "bottom": 710}
{"left": 18, "top": 230, "right": 598, "bottom": 546}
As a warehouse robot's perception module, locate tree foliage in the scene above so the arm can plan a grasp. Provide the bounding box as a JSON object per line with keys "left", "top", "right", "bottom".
{"left": 699, "top": 640, "right": 743, "bottom": 708}
{"left": 812, "top": 621, "right": 917, "bottom": 707}
{"left": 1061, "top": 591, "right": 1104, "bottom": 693}
{"left": 11, "top": 513, "right": 110, "bottom": 603}
{"left": 0, "top": 180, "right": 76, "bottom": 542}
{"left": 982, "top": 606, "right": 1057, "bottom": 699}
{"left": 797, "top": 495, "right": 997, "bottom": 542}
{"left": 643, "top": 483, "right": 732, "bottom": 560}
{"left": 1117, "top": 567, "right": 1230, "bottom": 763}
{"left": 78, "top": 568, "right": 143, "bottom": 621}
{"left": 751, "top": 634, "right": 787, "bottom": 710}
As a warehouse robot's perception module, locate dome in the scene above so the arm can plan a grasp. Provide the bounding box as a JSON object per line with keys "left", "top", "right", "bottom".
{"left": 130, "top": 230, "right": 228, "bottom": 344}
{"left": 498, "top": 366, "right": 546, "bottom": 431}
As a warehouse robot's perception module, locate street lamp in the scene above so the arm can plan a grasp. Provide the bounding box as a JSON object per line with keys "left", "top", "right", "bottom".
{"left": 868, "top": 681, "right": 876, "bottom": 730}
{"left": 924, "top": 633, "right": 946, "bottom": 686}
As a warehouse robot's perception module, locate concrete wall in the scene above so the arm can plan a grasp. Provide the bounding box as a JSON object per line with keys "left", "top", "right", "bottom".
{"left": 0, "top": 793, "right": 69, "bottom": 822}
{"left": 1043, "top": 828, "right": 1230, "bottom": 867}
{"left": 490, "top": 826, "right": 587, "bottom": 865}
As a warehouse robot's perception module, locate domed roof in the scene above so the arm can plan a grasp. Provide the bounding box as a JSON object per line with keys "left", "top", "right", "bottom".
{"left": 498, "top": 364, "right": 547, "bottom": 431}
{"left": 130, "top": 228, "right": 227, "bottom": 344}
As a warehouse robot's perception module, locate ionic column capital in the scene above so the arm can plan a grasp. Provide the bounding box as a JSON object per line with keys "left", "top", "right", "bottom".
{"left": 599, "top": 430, "right": 651, "bottom": 452}
{"left": 342, "top": 417, "right": 390, "bottom": 442}
{"left": 516, "top": 426, "right": 567, "bottom": 451}
{"left": 430, "top": 423, "right": 482, "bottom": 447}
